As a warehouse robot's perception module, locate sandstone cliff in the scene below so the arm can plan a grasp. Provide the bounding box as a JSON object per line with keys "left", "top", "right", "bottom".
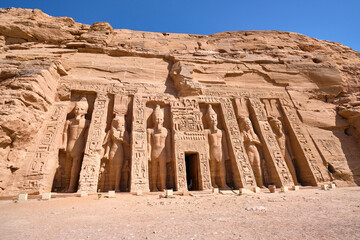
{"left": 1, "top": 8, "right": 359, "bottom": 196}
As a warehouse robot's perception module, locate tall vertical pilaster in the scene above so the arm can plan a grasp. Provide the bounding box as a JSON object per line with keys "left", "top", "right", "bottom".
{"left": 78, "top": 92, "right": 109, "bottom": 193}
{"left": 129, "top": 95, "right": 150, "bottom": 192}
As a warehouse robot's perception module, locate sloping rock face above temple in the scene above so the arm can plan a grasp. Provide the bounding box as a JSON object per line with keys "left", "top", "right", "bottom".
{"left": 0, "top": 8, "right": 360, "bottom": 196}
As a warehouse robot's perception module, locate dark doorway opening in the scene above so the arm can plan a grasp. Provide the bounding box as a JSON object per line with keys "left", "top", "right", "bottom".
{"left": 185, "top": 153, "right": 201, "bottom": 191}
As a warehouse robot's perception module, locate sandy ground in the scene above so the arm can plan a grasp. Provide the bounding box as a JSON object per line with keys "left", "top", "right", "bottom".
{"left": 1, "top": 187, "right": 360, "bottom": 240}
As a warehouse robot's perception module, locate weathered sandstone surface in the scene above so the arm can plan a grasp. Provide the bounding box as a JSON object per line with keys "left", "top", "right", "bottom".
{"left": 0, "top": 8, "right": 359, "bottom": 196}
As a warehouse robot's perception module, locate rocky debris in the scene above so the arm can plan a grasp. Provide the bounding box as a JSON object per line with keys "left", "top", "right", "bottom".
{"left": 245, "top": 206, "right": 267, "bottom": 211}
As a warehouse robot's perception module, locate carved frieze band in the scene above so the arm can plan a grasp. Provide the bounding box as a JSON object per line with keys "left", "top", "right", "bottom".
{"left": 202, "top": 88, "right": 288, "bottom": 99}
{"left": 59, "top": 82, "right": 137, "bottom": 96}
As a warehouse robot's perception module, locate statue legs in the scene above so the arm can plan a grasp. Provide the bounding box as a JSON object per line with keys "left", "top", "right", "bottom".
{"left": 248, "top": 150, "right": 263, "bottom": 187}
{"left": 158, "top": 157, "right": 167, "bottom": 191}
{"left": 110, "top": 154, "right": 124, "bottom": 192}
{"left": 150, "top": 159, "right": 158, "bottom": 192}
{"left": 218, "top": 161, "right": 230, "bottom": 190}
{"left": 108, "top": 143, "right": 125, "bottom": 192}
{"left": 209, "top": 159, "right": 218, "bottom": 188}
{"left": 67, "top": 155, "right": 82, "bottom": 192}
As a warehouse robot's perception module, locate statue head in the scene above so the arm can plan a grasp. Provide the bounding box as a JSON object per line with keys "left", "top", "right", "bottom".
{"left": 112, "top": 114, "right": 126, "bottom": 131}
{"left": 269, "top": 117, "right": 283, "bottom": 135}
{"left": 153, "top": 104, "right": 164, "bottom": 127}
{"left": 206, "top": 104, "right": 218, "bottom": 127}
{"left": 241, "top": 117, "right": 252, "bottom": 131}
{"left": 74, "top": 97, "right": 88, "bottom": 118}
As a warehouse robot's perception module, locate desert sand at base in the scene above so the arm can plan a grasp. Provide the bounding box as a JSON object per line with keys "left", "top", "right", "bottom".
{"left": 1, "top": 187, "right": 360, "bottom": 240}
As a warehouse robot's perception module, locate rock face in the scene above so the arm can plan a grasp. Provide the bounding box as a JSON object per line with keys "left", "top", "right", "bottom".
{"left": 0, "top": 8, "right": 359, "bottom": 196}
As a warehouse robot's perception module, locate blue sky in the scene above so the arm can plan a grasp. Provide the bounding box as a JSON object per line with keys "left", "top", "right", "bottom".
{"left": 2, "top": 0, "right": 360, "bottom": 52}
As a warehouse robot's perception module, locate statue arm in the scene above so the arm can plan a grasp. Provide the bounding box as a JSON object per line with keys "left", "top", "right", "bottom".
{"left": 61, "top": 120, "right": 69, "bottom": 150}
{"left": 102, "top": 130, "right": 111, "bottom": 159}
{"left": 123, "top": 130, "right": 130, "bottom": 146}
{"left": 252, "top": 131, "right": 262, "bottom": 146}
{"left": 222, "top": 130, "right": 230, "bottom": 160}
{"left": 147, "top": 129, "right": 152, "bottom": 161}
{"left": 166, "top": 130, "right": 172, "bottom": 163}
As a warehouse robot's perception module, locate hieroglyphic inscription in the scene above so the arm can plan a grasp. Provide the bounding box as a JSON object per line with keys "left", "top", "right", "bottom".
{"left": 199, "top": 153, "right": 212, "bottom": 190}
{"left": 24, "top": 103, "right": 68, "bottom": 192}
{"left": 130, "top": 95, "right": 149, "bottom": 192}
{"left": 60, "top": 82, "right": 137, "bottom": 97}
{"left": 249, "top": 98, "right": 293, "bottom": 186}
{"left": 202, "top": 87, "right": 288, "bottom": 100}
{"left": 279, "top": 99, "right": 329, "bottom": 184}
{"left": 176, "top": 152, "right": 187, "bottom": 190}
{"left": 78, "top": 93, "right": 109, "bottom": 192}
{"left": 171, "top": 98, "right": 211, "bottom": 191}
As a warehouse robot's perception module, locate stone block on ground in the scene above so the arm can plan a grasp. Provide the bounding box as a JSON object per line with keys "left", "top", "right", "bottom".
{"left": 321, "top": 184, "right": 329, "bottom": 190}
{"left": 239, "top": 188, "right": 253, "bottom": 195}
{"left": 41, "top": 192, "right": 51, "bottom": 200}
{"left": 253, "top": 187, "right": 260, "bottom": 193}
{"left": 80, "top": 191, "right": 88, "bottom": 197}
{"left": 108, "top": 191, "right": 116, "bottom": 198}
{"left": 165, "top": 189, "right": 173, "bottom": 196}
{"left": 18, "top": 193, "right": 28, "bottom": 200}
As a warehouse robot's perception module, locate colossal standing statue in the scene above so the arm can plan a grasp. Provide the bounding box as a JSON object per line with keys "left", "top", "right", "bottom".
{"left": 240, "top": 117, "right": 264, "bottom": 187}
{"left": 147, "top": 105, "right": 172, "bottom": 192}
{"left": 103, "top": 115, "right": 129, "bottom": 192}
{"left": 61, "top": 97, "right": 90, "bottom": 193}
{"left": 269, "top": 117, "right": 299, "bottom": 185}
{"left": 204, "top": 104, "right": 230, "bottom": 190}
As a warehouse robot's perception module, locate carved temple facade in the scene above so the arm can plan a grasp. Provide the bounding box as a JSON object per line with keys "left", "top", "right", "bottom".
{"left": 2, "top": 10, "right": 360, "bottom": 197}
{"left": 19, "top": 81, "right": 333, "bottom": 194}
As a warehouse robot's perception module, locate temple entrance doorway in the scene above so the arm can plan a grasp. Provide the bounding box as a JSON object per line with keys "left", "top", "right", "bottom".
{"left": 185, "top": 153, "right": 201, "bottom": 191}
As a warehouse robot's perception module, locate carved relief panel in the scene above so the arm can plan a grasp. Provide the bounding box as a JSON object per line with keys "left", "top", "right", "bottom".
{"left": 197, "top": 97, "right": 256, "bottom": 189}
{"left": 99, "top": 95, "right": 131, "bottom": 192}
{"left": 248, "top": 98, "right": 294, "bottom": 187}
{"left": 23, "top": 102, "right": 68, "bottom": 194}
{"left": 279, "top": 99, "right": 331, "bottom": 185}
{"left": 171, "top": 98, "right": 211, "bottom": 192}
